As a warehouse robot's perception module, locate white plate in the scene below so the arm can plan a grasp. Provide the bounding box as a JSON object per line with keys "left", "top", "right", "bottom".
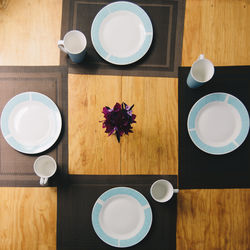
{"left": 91, "top": 1, "right": 153, "bottom": 65}
{"left": 187, "top": 93, "right": 249, "bottom": 155}
{"left": 0, "top": 92, "right": 62, "bottom": 154}
{"left": 92, "top": 187, "right": 152, "bottom": 248}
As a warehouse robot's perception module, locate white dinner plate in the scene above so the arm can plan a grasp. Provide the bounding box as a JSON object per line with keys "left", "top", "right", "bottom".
{"left": 0, "top": 92, "right": 62, "bottom": 154}
{"left": 187, "top": 92, "right": 249, "bottom": 155}
{"left": 91, "top": 1, "right": 153, "bottom": 65}
{"left": 92, "top": 187, "right": 152, "bottom": 248}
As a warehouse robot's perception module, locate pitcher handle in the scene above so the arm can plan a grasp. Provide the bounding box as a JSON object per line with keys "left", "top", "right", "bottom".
{"left": 199, "top": 54, "right": 205, "bottom": 60}
{"left": 58, "top": 40, "right": 68, "bottom": 54}
{"left": 40, "top": 177, "right": 48, "bottom": 186}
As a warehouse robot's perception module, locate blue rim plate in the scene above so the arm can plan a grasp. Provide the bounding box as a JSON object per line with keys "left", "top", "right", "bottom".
{"left": 187, "top": 92, "right": 249, "bottom": 155}
{"left": 92, "top": 187, "right": 152, "bottom": 248}
{"left": 0, "top": 92, "right": 62, "bottom": 154}
{"left": 91, "top": 1, "right": 153, "bottom": 65}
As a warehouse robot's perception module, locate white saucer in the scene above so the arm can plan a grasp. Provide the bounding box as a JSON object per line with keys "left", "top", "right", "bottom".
{"left": 91, "top": 1, "right": 153, "bottom": 65}
{"left": 187, "top": 93, "right": 249, "bottom": 155}
{"left": 92, "top": 187, "right": 152, "bottom": 248}
{"left": 1, "top": 92, "right": 62, "bottom": 154}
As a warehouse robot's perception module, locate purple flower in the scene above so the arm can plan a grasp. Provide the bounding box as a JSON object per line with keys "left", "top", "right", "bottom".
{"left": 102, "top": 102, "right": 136, "bottom": 142}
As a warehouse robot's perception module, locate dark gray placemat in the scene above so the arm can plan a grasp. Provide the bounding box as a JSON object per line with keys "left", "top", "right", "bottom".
{"left": 60, "top": 0, "right": 185, "bottom": 77}
{"left": 0, "top": 66, "right": 68, "bottom": 187}
{"left": 178, "top": 66, "right": 250, "bottom": 189}
{"left": 57, "top": 175, "right": 177, "bottom": 250}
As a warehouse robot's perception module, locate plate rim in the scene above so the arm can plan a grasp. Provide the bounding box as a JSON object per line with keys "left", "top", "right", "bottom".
{"left": 187, "top": 92, "right": 249, "bottom": 155}
{"left": 91, "top": 186, "right": 152, "bottom": 248}
{"left": 91, "top": 1, "right": 153, "bottom": 65}
{"left": 0, "top": 91, "right": 62, "bottom": 154}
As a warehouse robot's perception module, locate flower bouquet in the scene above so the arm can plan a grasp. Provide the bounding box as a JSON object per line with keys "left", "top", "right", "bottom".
{"left": 102, "top": 102, "right": 136, "bottom": 142}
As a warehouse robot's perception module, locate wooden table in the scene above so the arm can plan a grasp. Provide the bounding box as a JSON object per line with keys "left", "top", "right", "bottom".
{"left": 0, "top": 0, "right": 249, "bottom": 249}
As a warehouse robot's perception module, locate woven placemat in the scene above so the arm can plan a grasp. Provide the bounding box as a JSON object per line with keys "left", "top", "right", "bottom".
{"left": 60, "top": 0, "right": 185, "bottom": 77}
{"left": 178, "top": 66, "right": 250, "bottom": 189}
{"left": 0, "top": 66, "right": 68, "bottom": 187}
{"left": 57, "top": 175, "right": 177, "bottom": 250}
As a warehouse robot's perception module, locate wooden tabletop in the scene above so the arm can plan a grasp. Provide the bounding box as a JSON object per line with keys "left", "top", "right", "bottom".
{"left": 0, "top": 0, "right": 249, "bottom": 249}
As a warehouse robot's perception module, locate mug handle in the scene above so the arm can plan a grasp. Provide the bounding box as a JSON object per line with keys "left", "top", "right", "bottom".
{"left": 58, "top": 40, "right": 68, "bottom": 54}
{"left": 40, "top": 177, "right": 48, "bottom": 186}
{"left": 173, "top": 189, "right": 179, "bottom": 193}
{"left": 199, "top": 54, "right": 205, "bottom": 60}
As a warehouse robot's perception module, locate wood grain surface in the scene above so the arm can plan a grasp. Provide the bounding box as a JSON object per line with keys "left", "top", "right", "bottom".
{"left": 0, "top": 0, "right": 61, "bottom": 66}
{"left": 0, "top": 0, "right": 9, "bottom": 9}
{"left": 177, "top": 189, "right": 250, "bottom": 250}
{"left": 121, "top": 76, "right": 178, "bottom": 175}
{"left": 68, "top": 75, "right": 178, "bottom": 175}
{"left": 0, "top": 187, "right": 57, "bottom": 250}
{"left": 68, "top": 74, "right": 121, "bottom": 174}
{"left": 182, "top": 0, "right": 250, "bottom": 66}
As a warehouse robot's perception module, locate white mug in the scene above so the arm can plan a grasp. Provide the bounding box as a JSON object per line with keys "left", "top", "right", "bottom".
{"left": 187, "top": 54, "right": 214, "bottom": 88}
{"left": 33, "top": 155, "right": 57, "bottom": 186}
{"left": 150, "top": 179, "right": 179, "bottom": 203}
{"left": 58, "top": 30, "right": 87, "bottom": 63}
